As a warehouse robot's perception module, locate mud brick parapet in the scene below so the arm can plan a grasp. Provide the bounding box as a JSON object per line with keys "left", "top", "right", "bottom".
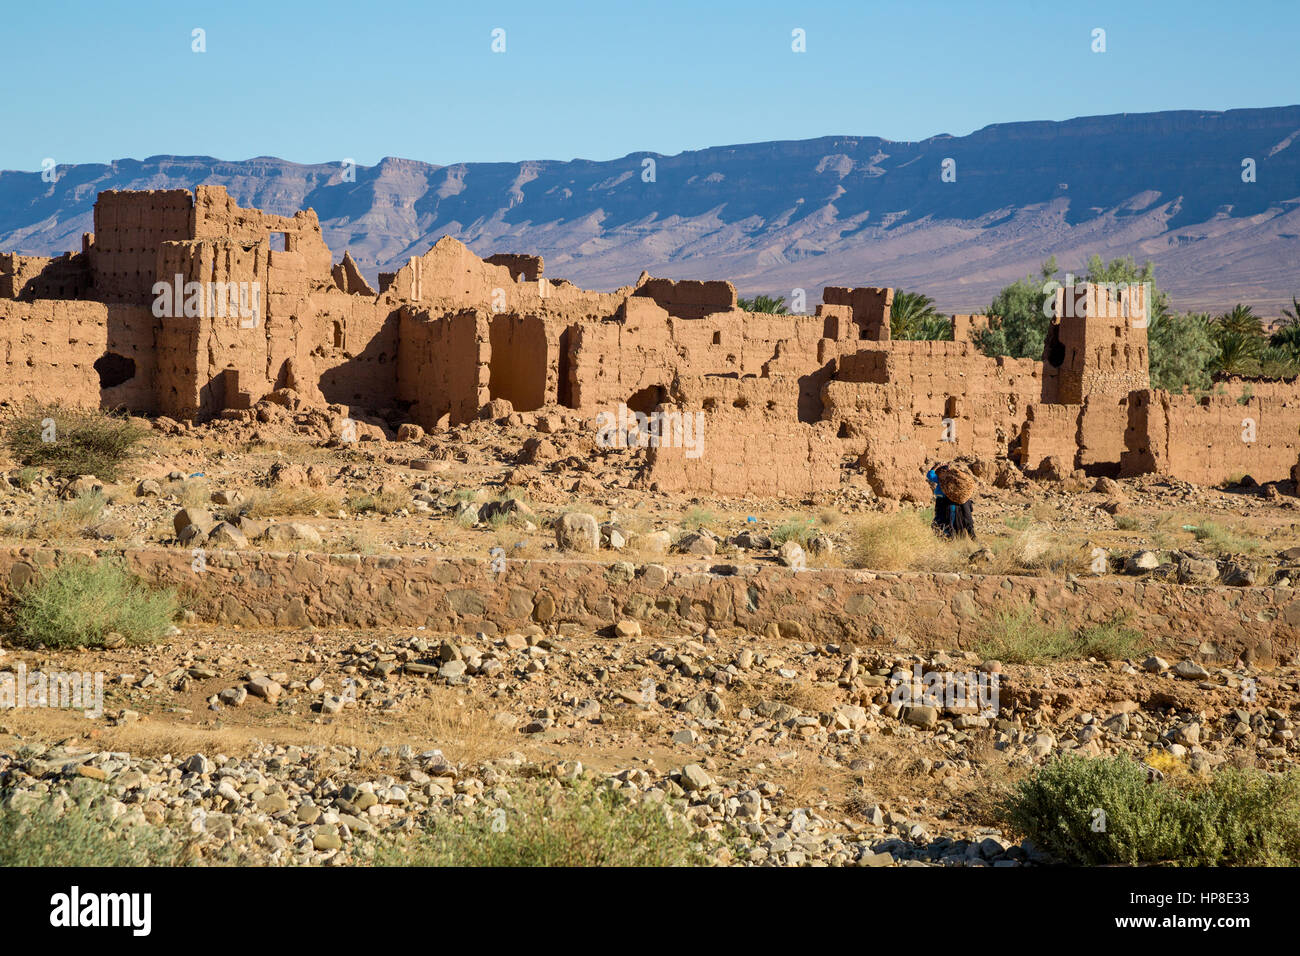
{"left": 0, "top": 547, "right": 1292, "bottom": 664}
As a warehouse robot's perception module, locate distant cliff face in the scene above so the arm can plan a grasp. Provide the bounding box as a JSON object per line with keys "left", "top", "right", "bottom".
{"left": 2, "top": 106, "right": 1298, "bottom": 313}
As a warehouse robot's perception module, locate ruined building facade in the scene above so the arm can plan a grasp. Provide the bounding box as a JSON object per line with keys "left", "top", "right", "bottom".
{"left": 2, "top": 187, "right": 1296, "bottom": 497}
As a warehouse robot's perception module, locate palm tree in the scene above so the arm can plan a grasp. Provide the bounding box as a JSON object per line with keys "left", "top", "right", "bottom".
{"left": 1281, "top": 295, "right": 1300, "bottom": 327}
{"left": 738, "top": 295, "right": 789, "bottom": 314}
{"left": 1215, "top": 303, "right": 1263, "bottom": 338}
{"left": 891, "top": 291, "right": 943, "bottom": 339}
{"left": 913, "top": 314, "right": 953, "bottom": 340}
{"left": 1270, "top": 318, "right": 1300, "bottom": 352}
{"left": 1212, "top": 329, "right": 1264, "bottom": 376}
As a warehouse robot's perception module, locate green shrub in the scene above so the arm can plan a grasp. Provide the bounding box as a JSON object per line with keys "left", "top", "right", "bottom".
{"left": 1075, "top": 616, "right": 1146, "bottom": 660}
{"left": 3, "top": 404, "right": 148, "bottom": 481}
{"left": 1191, "top": 520, "right": 1259, "bottom": 554}
{"left": 976, "top": 607, "right": 1144, "bottom": 663}
{"left": 0, "top": 801, "right": 186, "bottom": 866}
{"left": 10, "top": 557, "right": 177, "bottom": 649}
{"left": 771, "top": 519, "right": 814, "bottom": 547}
{"left": 681, "top": 506, "right": 715, "bottom": 530}
{"left": 374, "top": 780, "right": 707, "bottom": 867}
{"left": 1002, "top": 755, "right": 1300, "bottom": 866}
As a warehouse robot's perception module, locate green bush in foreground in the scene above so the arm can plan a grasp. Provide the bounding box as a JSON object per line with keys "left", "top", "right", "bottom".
{"left": 1001, "top": 754, "right": 1300, "bottom": 866}
{"left": 3, "top": 403, "right": 149, "bottom": 481}
{"left": 10, "top": 558, "right": 177, "bottom": 649}
{"left": 0, "top": 801, "right": 185, "bottom": 866}
{"left": 375, "top": 780, "right": 708, "bottom": 867}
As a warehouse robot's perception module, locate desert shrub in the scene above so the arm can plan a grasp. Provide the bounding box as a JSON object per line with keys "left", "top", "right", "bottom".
{"left": 1001, "top": 755, "right": 1300, "bottom": 866}
{"left": 999, "top": 525, "right": 1092, "bottom": 573}
{"left": 681, "top": 506, "right": 715, "bottom": 530}
{"left": 1, "top": 491, "right": 107, "bottom": 540}
{"left": 331, "top": 530, "right": 378, "bottom": 554}
{"left": 975, "top": 607, "right": 1143, "bottom": 663}
{"left": 3, "top": 404, "right": 148, "bottom": 481}
{"left": 232, "top": 487, "right": 341, "bottom": 519}
{"left": 1191, "top": 520, "right": 1259, "bottom": 555}
{"left": 849, "top": 509, "right": 961, "bottom": 571}
{"left": 374, "top": 780, "right": 706, "bottom": 867}
{"left": 0, "top": 801, "right": 186, "bottom": 866}
{"left": 1075, "top": 615, "right": 1145, "bottom": 660}
{"left": 10, "top": 557, "right": 177, "bottom": 649}
{"left": 771, "top": 519, "right": 814, "bottom": 547}
{"left": 346, "top": 490, "right": 410, "bottom": 515}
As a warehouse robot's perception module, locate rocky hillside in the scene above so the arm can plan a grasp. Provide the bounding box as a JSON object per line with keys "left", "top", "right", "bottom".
{"left": 2, "top": 106, "right": 1298, "bottom": 313}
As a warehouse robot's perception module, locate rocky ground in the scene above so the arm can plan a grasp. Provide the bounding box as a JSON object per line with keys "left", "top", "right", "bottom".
{"left": 2, "top": 398, "right": 1297, "bottom": 582}
{"left": 2, "top": 619, "right": 1296, "bottom": 865}
{"left": 2, "top": 399, "right": 1299, "bottom": 865}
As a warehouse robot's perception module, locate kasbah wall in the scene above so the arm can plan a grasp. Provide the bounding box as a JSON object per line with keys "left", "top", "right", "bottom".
{"left": 3, "top": 186, "right": 1299, "bottom": 499}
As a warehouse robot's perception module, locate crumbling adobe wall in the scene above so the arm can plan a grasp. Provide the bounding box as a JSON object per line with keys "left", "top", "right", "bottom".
{"left": 1122, "top": 388, "right": 1300, "bottom": 485}
{"left": 832, "top": 342, "right": 1042, "bottom": 462}
{"left": 0, "top": 299, "right": 156, "bottom": 411}
{"left": 1020, "top": 404, "right": 1081, "bottom": 472}
{"left": 0, "top": 300, "right": 109, "bottom": 407}
{"left": 631, "top": 274, "right": 736, "bottom": 319}
{"left": 153, "top": 239, "right": 269, "bottom": 419}
{"left": 644, "top": 401, "right": 840, "bottom": 498}
{"left": 822, "top": 286, "right": 892, "bottom": 341}
{"left": 569, "top": 295, "right": 852, "bottom": 421}
{"left": 0, "top": 250, "right": 92, "bottom": 300}
{"left": 91, "top": 190, "right": 194, "bottom": 303}
{"left": 951, "top": 314, "right": 989, "bottom": 342}
{"left": 330, "top": 252, "right": 376, "bottom": 296}
{"left": 822, "top": 381, "right": 929, "bottom": 499}
{"left": 398, "top": 307, "right": 486, "bottom": 428}
{"left": 299, "top": 290, "right": 399, "bottom": 411}
{"left": 192, "top": 186, "right": 332, "bottom": 275}
{"left": 484, "top": 254, "right": 543, "bottom": 282}
{"left": 1077, "top": 396, "right": 1130, "bottom": 472}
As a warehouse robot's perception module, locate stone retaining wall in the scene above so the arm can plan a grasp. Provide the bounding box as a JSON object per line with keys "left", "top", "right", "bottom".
{"left": 0, "top": 547, "right": 1293, "bottom": 664}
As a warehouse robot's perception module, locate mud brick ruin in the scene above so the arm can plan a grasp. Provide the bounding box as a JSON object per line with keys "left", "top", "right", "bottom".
{"left": 2, "top": 186, "right": 1296, "bottom": 499}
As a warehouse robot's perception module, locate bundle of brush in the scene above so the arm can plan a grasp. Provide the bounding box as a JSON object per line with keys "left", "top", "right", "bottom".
{"left": 936, "top": 463, "right": 976, "bottom": 504}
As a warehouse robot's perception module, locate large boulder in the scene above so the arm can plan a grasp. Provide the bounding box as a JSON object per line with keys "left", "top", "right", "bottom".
{"left": 174, "top": 507, "right": 217, "bottom": 537}
{"left": 555, "top": 512, "right": 599, "bottom": 553}
{"left": 259, "top": 522, "right": 323, "bottom": 548}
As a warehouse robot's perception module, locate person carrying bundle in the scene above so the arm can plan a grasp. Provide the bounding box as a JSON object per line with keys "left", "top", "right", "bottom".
{"left": 926, "top": 464, "right": 954, "bottom": 538}
{"left": 935, "top": 462, "right": 977, "bottom": 539}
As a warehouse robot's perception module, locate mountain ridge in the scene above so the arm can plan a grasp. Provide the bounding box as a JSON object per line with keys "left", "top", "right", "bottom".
{"left": 3, "top": 106, "right": 1298, "bottom": 314}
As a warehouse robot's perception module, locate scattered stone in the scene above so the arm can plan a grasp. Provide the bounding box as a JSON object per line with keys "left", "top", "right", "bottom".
{"left": 556, "top": 512, "right": 600, "bottom": 553}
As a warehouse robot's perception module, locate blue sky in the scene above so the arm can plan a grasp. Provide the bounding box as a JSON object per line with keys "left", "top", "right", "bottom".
{"left": 5, "top": 0, "right": 1297, "bottom": 171}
